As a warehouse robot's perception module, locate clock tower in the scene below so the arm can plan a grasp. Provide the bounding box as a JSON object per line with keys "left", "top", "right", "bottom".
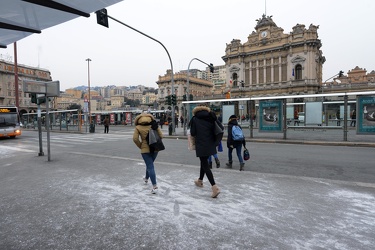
{"left": 222, "top": 14, "right": 325, "bottom": 98}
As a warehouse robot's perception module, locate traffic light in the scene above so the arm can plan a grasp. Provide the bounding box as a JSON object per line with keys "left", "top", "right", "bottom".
{"left": 30, "top": 93, "right": 37, "bottom": 104}
{"left": 240, "top": 80, "right": 244, "bottom": 88}
{"left": 189, "top": 94, "right": 193, "bottom": 101}
{"left": 95, "top": 8, "right": 109, "bottom": 28}
{"left": 338, "top": 70, "right": 344, "bottom": 78}
{"left": 38, "top": 96, "right": 49, "bottom": 104}
{"left": 171, "top": 94, "right": 176, "bottom": 105}
{"left": 167, "top": 95, "right": 171, "bottom": 105}
{"left": 183, "top": 94, "right": 187, "bottom": 101}
{"left": 209, "top": 63, "right": 214, "bottom": 73}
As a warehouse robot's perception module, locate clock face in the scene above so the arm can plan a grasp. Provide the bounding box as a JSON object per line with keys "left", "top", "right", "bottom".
{"left": 261, "top": 31, "right": 267, "bottom": 38}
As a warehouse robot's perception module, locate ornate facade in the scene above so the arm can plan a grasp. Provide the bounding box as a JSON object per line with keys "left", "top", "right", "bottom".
{"left": 323, "top": 66, "right": 375, "bottom": 96}
{"left": 222, "top": 14, "right": 325, "bottom": 98}
{"left": 0, "top": 59, "right": 52, "bottom": 115}
{"left": 156, "top": 70, "right": 213, "bottom": 115}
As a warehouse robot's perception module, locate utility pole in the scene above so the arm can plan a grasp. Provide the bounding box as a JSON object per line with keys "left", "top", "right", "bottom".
{"left": 95, "top": 9, "right": 176, "bottom": 134}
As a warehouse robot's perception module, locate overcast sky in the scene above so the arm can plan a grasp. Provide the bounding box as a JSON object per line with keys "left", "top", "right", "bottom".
{"left": 1, "top": 0, "right": 374, "bottom": 91}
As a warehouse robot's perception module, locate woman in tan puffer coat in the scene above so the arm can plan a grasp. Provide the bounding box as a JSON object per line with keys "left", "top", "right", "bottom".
{"left": 133, "top": 113, "right": 163, "bottom": 194}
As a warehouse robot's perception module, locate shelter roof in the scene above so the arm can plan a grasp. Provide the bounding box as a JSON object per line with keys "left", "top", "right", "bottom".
{"left": 0, "top": 0, "right": 122, "bottom": 48}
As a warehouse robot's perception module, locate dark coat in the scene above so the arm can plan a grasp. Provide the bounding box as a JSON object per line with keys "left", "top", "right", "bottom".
{"left": 227, "top": 117, "right": 245, "bottom": 148}
{"left": 189, "top": 106, "right": 217, "bottom": 157}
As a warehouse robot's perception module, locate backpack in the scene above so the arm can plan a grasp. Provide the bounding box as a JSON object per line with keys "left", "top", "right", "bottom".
{"left": 232, "top": 125, "right": 244, "bottom": 141}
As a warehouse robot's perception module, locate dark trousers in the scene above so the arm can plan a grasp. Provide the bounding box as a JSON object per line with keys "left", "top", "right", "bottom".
{"left": 199, "top": 156, "right": 216, "bottom": 186}
{"left": 104, "top": 125, "right": 109, "bottom": 133}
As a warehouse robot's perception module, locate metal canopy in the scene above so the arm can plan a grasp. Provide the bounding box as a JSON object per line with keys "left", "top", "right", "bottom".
{"left": 0, "top": 0, "right": 123, "bottom": 48}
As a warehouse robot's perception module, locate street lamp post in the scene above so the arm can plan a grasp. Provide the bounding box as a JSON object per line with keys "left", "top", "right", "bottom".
{"left": 322, "top": 71, "right": 342, "bottom": 126}
{"left": 101, "top": 12, "right": 175, "bottom": 134}
{"left": 86, "top": 58, "right": 92, "bottom": 125}
{"left": 239, "top": 83, "right": 244, "bottom": 124}
{"left": 184, "top": 58, "right": 214, "bottom": 135}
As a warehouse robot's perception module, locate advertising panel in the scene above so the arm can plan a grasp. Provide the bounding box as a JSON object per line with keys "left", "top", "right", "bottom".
{"left": 110, "top": 113, "right": 115, "bottom": 124}
{"left": 259, "top": 100, "right": 282, "bottom": 132}
{"left": 222, "top": 105, "right": 235, "bottom": 124}
{"left": 305, "top": 102, "right": 323, "bottom": 125}
{"left": 125, "top": 113, "right": 132, "bottom": 125}
{"left": 357, "top": 96, "right": 375, "bottom": 134}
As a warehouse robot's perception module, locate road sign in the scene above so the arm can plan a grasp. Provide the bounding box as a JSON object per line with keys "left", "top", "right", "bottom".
{"left": 46, "top": 81, "right": 60, "bottom": 97}
{"left": 23, "top": 80, "right": 46, "bottom": 94}
{"left": 23, "top": 80, "right": 60, "bottom": 97}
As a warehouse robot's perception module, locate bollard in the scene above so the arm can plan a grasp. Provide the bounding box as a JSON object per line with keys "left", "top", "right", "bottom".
{"left": 89, "top": 122, "right": 95, "bottom": 133}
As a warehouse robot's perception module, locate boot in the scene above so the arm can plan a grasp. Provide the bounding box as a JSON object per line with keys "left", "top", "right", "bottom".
{"left": 194, "top": 179, "right": 203, "bottom": 187}
{"left": 225, "top": 161, "right": 233, "bottom": 168}
{"left": 240, "top": 162, "right": 245, "bottom": 171}
{"left": 211, "top": 185, "right": 220, "bottom": 198}
{"left": 215, "top": 158, "right": 220, "bottom": 168}
{"left": 208, "top": 161, "right": 212, "bottom": 169}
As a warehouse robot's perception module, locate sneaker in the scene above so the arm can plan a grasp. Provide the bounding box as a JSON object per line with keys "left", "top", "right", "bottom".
{"left": 143, "top": 178, "right": 148, "bottom": 184}
{"left": 151, "top": 186, "right": 158, "bottom": 194}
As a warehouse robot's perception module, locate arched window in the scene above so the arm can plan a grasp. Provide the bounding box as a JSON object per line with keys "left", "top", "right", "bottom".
{"left": 232, "top": 73, "right": 238, "bottom": 87}
{"left": 295, "top": 64, "right": 302, "bottom": 80}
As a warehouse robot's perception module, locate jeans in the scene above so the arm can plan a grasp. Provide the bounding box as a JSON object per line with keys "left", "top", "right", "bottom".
{"left": 208, "top": 154, "right": 218, "bottom": 163}
{"left": 141, "top": 152, "right": 158, "bottom": 186}
{"left": 228, "top": 144, "right": 243, "bottom": 163}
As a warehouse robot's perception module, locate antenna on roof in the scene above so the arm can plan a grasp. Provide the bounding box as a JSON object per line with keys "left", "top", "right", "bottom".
{"left": 265, "top": 0, "right": 267, "bottom": 16}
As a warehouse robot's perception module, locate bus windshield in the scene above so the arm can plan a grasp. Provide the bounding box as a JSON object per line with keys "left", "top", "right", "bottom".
{"left": 0, "top": 113, "right": 18, "bottom": 127}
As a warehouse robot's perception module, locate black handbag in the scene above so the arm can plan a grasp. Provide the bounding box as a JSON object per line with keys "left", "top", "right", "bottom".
{"left": 243, "top": 145, "right": 250, "bottom": 161}
{"left": 148, "top": 129, "right": 165, "bottom": 152}
{"left": 214, "top": 120, "right": 224, "bottom": 146}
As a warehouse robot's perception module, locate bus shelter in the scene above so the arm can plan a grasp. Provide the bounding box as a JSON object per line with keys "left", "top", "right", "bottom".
{"left": 182, "top": 91, "right": 375, "bottom": 141}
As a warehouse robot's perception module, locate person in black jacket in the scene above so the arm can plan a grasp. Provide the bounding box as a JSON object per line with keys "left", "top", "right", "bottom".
{"left": 189, "top": 105, "right": 220, "bottom": 198}
{"left": 226, "top": 115, "right": 246, "bottom": 171}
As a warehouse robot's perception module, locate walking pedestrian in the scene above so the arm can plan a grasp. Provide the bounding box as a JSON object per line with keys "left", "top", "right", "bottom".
{"left": 225, "top": 115, "right": 246, "bottom": 171}
{"left": 350, "top": 109, "right": 356, "bottom": 127}
{"left": 294, "top": 110, "right": 299, "bottom": 125}
{"left": 175, "top": 115, "right": 179, "bottom": 128}
{"left": 208, "top": 154, "right": 220, "bottom": 169}
{"left": 133, "top": 113, "right": 163, "bottom": 194}
{"left": 180, "top": 115, "right": 184, "bottom": 128}
{"left": 159, "top": 114, "right": 165, "bottom": 129}
{"left": 103, "top": 117, "right": 109, "bottom": 133}
{"left": 208, "top": 141, "right": 222, "bottom": 168}
{"left": 189, "top": 105, "right": 220, "bottom": 198}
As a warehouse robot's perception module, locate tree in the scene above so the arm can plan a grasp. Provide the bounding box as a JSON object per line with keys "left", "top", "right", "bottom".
{"left": 67, "top": 103, "right": 82, "bottom": 112}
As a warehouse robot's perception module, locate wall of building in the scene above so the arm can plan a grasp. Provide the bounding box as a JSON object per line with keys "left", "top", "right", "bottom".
{"left": 0, "top": 59, "right": 52, "bottom": 114}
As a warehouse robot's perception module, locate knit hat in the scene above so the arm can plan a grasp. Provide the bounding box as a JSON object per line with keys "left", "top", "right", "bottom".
{"left": 229, "top": 115, "right": 237, "bottom": 120}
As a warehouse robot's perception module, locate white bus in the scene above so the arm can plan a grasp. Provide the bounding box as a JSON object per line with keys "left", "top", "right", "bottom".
{"left": 0, "top": 106, "right": 22, "bottom": 138}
